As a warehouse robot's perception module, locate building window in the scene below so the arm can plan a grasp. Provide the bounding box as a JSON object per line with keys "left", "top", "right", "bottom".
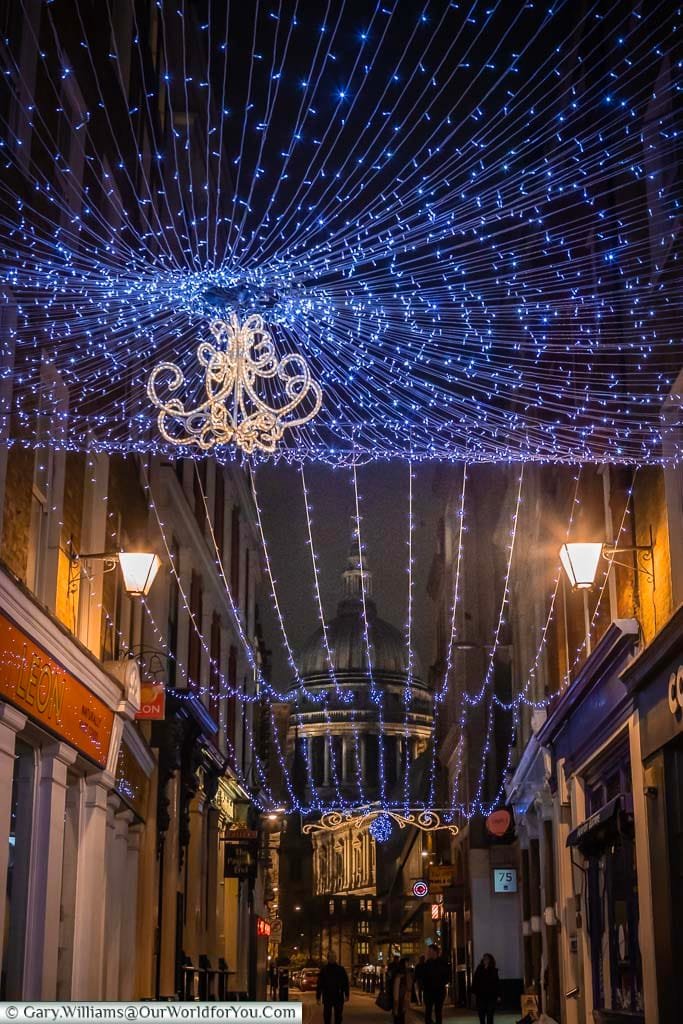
{"left": 226, "top": 644, "right": 237, "bottom": 761}
{"left": 167, "top": 538, "right": 180, "bottom": 687}
{"left": 193, "top": 459, "right": 207, "bottom": 528}
{"left": 329, "top": 900, "right": 335, "bottom": 915}
{"left": 57, "top": 773, "right": 81, "bottom": 998}
{"left": 230, "top": 506, "right": 240, "bottom": 596}
{"left": 187, "top": 571, "right": 202, "bottom": 690}
{"left": 358, "top": 921, "right": 370, "bottom": 935}
{"left": 357, "top": 941, "right": 369, "bottom": 955}
{"left": 214, "top": 470, "right": 225, "bottom": 563}
{"left": 209, "top": 613, "right": 221, "bottom": 725}
{"left": 1, "top": 741, "right": 35, "bottom": 998}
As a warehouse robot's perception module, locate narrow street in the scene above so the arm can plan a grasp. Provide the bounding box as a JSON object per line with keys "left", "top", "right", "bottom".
{"left": 0, "top": 2, "right": 678, "bottom": 1021}
{"left": 299, "top": 991, "right": 519, "bottom": 1023}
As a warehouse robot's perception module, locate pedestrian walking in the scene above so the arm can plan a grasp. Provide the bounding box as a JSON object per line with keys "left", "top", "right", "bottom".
{"left": 413, "top": 955, "right": 426, "bottom": 1005}
{"left": 471, "top": 953, "right": 500, "bottom": 1024}
{"left": 422, "top": 945, "right": 449, "bottom": 1024}
{"left": 391, "top": 958, "right": 413, "bottom": 1024}
{"left": 316, "top": 951, "right": 350, "bottom": 1024}
{"left": 268, "top": 960, "right": 278, "bottom": 1000}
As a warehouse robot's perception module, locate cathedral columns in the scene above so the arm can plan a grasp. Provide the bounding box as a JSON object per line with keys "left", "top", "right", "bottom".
{"left": 323, "top": 736, "right": 330, "bottom": 787}
{"left": 341, "top": 735, "right": 348, "bottom": 784}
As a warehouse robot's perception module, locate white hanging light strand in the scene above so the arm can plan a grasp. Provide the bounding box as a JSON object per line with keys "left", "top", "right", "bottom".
{"left": 352, "top": 460, "right": 388, "bottom": 805}
{"left": 402, "top": 459, "right": 416, "bottom": 815}
{"left": 428, "top": 463, "right": 468, "bottom": 808}
{"left": 301, "top": 464, "right": 368, "bottom": 806}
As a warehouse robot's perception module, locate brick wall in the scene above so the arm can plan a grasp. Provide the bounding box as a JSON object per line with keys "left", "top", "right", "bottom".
{"left": 0, "top": 447, "right": 32, "bottom": 581}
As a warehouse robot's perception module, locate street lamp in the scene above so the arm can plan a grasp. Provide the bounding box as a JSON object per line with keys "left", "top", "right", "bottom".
{"left": 559, "top": 543, "right": 603, "bottom": 590}
{"left": 559, "top": 529, "right": 654, "bottom": 655}
{"left": 117, "top": 552, "right": 162, "bottom": 596}
{"left": 69, "top": 548, "right": 161, "bottom": 597}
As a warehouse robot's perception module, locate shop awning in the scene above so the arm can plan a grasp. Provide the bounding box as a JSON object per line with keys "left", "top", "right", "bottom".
{"left": 566, "top": 794, "right": 632, "bottom": 856}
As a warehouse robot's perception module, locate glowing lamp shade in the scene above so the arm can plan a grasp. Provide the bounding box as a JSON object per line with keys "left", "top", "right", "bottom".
{"left": 559, "top": 542, "right": 603, "bottom": 590}
{"left": 118, "top": 552, "right": 161, "bottom": 596}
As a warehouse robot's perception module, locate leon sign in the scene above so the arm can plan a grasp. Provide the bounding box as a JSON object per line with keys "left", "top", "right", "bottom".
{"left": 136, "top": 680, "right": 166, "bottom": 720}
{"left": 0, "top": 610, "right": 114, "bottom": 767}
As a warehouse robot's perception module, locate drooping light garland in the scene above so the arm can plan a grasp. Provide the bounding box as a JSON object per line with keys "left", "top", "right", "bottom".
{"left": 299, "top": 465, "right": 365, "bottom": 803}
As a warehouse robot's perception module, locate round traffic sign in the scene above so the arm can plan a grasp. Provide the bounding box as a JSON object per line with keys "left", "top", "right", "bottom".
{"left": 412, "top": 880, "right": 429, "bottom": 898}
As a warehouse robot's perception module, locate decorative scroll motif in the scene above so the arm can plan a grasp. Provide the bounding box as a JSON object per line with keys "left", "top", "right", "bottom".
{"left": 302, "top": 807, "right": 459, "bottom": 837}
{"left": 147, "top": 313, "right": 322, "bottom": 454}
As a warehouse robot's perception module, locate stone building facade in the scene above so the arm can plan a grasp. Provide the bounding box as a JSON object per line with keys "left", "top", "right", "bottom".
{"left": 0, "top": 0, "right": 273, "bottom": 1001}
{"left": 279, "top": 535, "right": 434, "bottom": 973}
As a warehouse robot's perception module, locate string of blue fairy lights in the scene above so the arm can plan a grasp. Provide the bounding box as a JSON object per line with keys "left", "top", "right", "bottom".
{"left": 0, "top": 0, "right": 679, "bottom": 464}
{"left": 402, "top": 459, "right": 416, "bottom": 816}
{"left": 427, "top": 463, "right": 467, "bottom": 810}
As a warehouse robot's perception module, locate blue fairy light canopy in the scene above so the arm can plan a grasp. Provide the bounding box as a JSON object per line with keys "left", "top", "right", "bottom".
{"left": 0, "top": 1, "right": 680, "bottom": 464}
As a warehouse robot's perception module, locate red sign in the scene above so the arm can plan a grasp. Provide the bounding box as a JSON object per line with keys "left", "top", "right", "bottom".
{"left": 0, "top": 611, "right": 114, "bottom": 766}
{"left": 486, "top": 808, "right": 513, "bottom": 838}
{"left": 257, "top": 917, "right": 271, "bottom": 937}
{"left": 136, "top": 681, "right": 166, "bottom": 720}
{"left": 224, "top": 827, "right": 258, "bottom": 842}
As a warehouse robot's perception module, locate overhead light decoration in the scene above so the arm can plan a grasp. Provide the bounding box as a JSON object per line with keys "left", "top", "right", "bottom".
{"left": 302, "top": 808, "right": 459, "bottom": 839}
{"left": 147, "top": 313, "right": 322, "bottom": 455}
{"left": 368, "top": 814, "right": 394, "bottom": 844}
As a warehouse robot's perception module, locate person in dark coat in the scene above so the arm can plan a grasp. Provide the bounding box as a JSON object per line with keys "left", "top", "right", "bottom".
{"left": 422, "top": 944, "right": 449, "bottom": 1024}
{"left": 413, "top": 954, "right": 426, "bottom": 1005}
{"left": 471, "top": 953, "right": 500, "bottom": 1024}
{"left": 316, "top": 951, "right": 350, "bottom": 1024}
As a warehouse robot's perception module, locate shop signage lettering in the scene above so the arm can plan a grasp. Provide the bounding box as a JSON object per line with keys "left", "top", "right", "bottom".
{"left": 136, "top": 680, "right": 166, "bottom": 720}
{"left": 427, "top": 864, "right": 456, "bottom": 894}
{"left": 0, "top": 611, "right": 114, "bottom": 766}
{"left": 667, "top": 666, "right": 683, "bottom": 717}
{"left": 257, "top": 917, "right": 271, "bottom": 937}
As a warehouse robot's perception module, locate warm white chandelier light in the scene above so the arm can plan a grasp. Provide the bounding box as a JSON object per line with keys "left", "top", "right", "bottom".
{"left": 147, "top": 313, "right": 322, "bottom": 455}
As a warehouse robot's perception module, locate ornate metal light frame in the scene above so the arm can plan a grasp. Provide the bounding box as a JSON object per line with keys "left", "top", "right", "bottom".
{"left": 147, "top": 312, "right": 322, "bottom": 455}
{"left": 302, "top": 807, "right": 459, "bottom": 837}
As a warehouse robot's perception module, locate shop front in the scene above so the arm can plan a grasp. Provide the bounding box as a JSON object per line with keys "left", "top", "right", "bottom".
{"left": 536, "top": 619, "right": 647, "bottom": 1024}
{"left": 0, "top": 566, "right": 128, "bottom": 1000}
{"left": 622, "top": 603, "right": 683, "bottom": 1024}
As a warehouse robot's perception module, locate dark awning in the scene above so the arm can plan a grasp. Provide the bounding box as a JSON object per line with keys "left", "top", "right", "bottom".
{"left": 566, "top": 794, "right": 632, "bottom": 856}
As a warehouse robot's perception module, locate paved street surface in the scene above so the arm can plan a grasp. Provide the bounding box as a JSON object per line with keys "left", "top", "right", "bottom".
{"left": 299, "top": 990, "right": 519, "bottom": 1023}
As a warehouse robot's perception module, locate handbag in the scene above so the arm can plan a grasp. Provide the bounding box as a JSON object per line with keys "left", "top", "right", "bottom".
{"left": 375, "top": 990, "right": 392, "bottom": 1012}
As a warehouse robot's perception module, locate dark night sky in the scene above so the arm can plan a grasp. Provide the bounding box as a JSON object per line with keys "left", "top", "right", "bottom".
{"left": 255, "top": 463, "right": 440, "bottom": 688}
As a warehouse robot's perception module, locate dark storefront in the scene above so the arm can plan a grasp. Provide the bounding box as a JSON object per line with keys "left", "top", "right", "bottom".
{"left": 537, "top": 620, "right": 644, "bottom": 1023}
{"left": 622, "top": 604, "right": 683, "bottom": 1024}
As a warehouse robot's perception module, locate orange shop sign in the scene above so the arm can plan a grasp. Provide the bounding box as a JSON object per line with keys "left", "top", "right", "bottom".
{"left": 136, "top": 680, "right": 166, "bottom": 720}
{"left": 0, "top": 611, "right": 115, "bottom": 767}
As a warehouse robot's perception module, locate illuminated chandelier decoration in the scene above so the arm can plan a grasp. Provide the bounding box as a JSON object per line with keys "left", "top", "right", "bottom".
{"left": 147, "top": 313, "right": 322, "bottom": 455}
{"left": 302, "top": 807, "right": 459, "bottom": 841}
